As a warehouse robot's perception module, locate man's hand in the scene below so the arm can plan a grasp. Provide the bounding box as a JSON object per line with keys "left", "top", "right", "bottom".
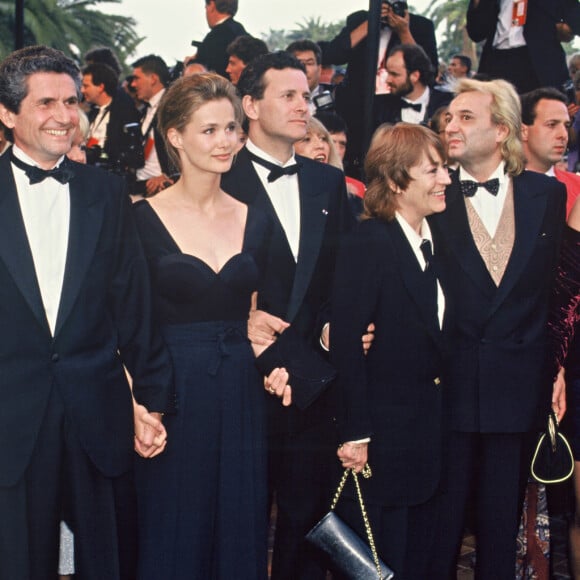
{"left": 146, "top": 174, "right": 173, "bottom": 196}
{"left": 337, "top": 441, "right": 368, "bottom": 473}
{"left": 384, "top": 4, "right": 412, "bottom": 40}
{"left": 556, "top": 22, "right": 575, "bottom": 43}
{"left": 553, "top": 366, "right": 567, "bottom": 422}
{"left": 134, "top": 403, "right": 167, "bottom": 458}
{"left": 248, "top": 292, "right": 290, "bottom": 356}
{"left": 264, "top": 367, "right": 292, "bottom": 406}
{"left": 362, "top": 323, "right": 375, "bottom": 355}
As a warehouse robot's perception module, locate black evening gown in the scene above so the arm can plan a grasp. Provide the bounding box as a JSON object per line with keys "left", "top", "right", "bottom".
{"left": 133, "top": 200, "right": 270, "bottom": 580}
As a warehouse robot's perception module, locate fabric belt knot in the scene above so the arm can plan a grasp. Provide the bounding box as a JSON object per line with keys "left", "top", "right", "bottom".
{"left": 207, "top": 326, "right": 244, "bottom": 376}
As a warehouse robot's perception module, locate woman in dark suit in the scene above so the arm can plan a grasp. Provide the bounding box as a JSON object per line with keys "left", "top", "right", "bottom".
{"left": 330, "top": 123, "right": 450, "bottom": 580}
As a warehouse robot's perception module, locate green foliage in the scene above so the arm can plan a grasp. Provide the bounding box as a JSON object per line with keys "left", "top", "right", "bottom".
{"left": 0, "top": 0, "right": 143, "bottom": 67}
{"left": 261, "top": 16, "right": 344, "bottom": 51}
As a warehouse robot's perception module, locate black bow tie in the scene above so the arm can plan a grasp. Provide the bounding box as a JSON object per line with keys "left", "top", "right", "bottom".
{"left": 400, "top": 100, "right": 422, "bottom": 112}
{"left": 460, "top": 178, "right": 500, "bottom": 197}
{"left": 247, "top": 151, "right": 301, "bottom": 182}
{"left": 11, "top": 152, "right": 74, "bottom": 185}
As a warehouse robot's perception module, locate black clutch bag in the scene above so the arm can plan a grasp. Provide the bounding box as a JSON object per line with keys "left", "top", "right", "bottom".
{"left": 254, "top": 326, "right": 336, "bottom": 410}
{"left": 531, "top": 410, "right": 574, "bottom": 484}
{"left": 306, "top": 466, "right": 394, "bottom": 580}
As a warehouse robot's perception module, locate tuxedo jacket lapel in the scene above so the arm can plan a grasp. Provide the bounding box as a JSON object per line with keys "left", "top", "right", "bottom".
{"left": 488, "top": 173, "right": 550, "bottom": 316}
{"left": 286, "top": 158, "right": 329, "bottom": 321}
{"left": 389, "top": 221, "right": 442, "bottom": 346}
{"left": 0, "top": 157, "right": 49, "bottom": 333}
{"left": 438, "top": 178, "right": 497, "bottom": 300}
{"left": 54, "top": 165, "right": 103, "bottom": 336}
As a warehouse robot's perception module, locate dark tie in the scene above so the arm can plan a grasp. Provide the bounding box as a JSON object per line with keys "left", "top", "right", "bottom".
{"left": 247, "top": 151, "right": 301, "bottom": 182}
{"left": 460, "top": 178, "right": 500, "bottom": 197}
{"left": 10, "top": 151, "right": 74, "bottom": 185}
{"left": 419, "top": 239, "right": 439, "bottom": 327}
{"left": 400, "top": 100, "right": 422, "bottom": 112}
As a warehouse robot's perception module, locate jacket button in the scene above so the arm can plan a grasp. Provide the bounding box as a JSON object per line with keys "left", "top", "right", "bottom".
{"left": 51, "top": 353, "right": 59, "bottom": 362}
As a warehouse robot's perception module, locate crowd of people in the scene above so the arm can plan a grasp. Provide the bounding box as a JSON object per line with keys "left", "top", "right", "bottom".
{"left": 4, "top": 0, "right": 580, "bottom": 579}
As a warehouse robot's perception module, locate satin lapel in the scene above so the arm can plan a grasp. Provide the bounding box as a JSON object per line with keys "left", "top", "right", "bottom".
{"left": 437, "top": 177, "right": 496, "bottom": 300}
{"left": 389, "top": 221, "right": 442, "bottom": 346}
{"left": 488, "top": 173, "right": 548, "bottom": 317}
{"left": 54, "top": 166, "right": 103, "bottom": 335}
{"left": 286, "top": 159, "right": 329, "bottom": 322}
{"left": 0, "top": 155, "right": 49, "bottom": 333}
{"left": 226, "top": 149, "right": 295, "bottom": 260}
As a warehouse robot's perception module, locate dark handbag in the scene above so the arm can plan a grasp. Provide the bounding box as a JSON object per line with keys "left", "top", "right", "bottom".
{"left": 531, "top": 410, "right": 574, "bottom": 484}
{"left": 305, "top": 466, "right": 394, "bottom": 580}
{"left": 254, "top": 326, "right": 336, "bottom": 409}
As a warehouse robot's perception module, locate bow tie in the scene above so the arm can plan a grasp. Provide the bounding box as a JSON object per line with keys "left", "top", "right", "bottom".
{"left": 11, "top": 152, "right": 74, "bottom": 185}
{"left": 400, "top": 100, "right": 422, "bottom": 112}
{"left": 248, "top": 151, "right": 301, "bottom": 182}
{"left": 460, "top": 178, "right": 500, "bottom": 197}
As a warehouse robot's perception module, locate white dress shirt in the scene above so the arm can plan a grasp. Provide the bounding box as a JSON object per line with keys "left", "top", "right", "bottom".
{"left": 401, "top": 86, "right": 430, "bottom": 124}
{"left": 459, "top": 162, "right": 509, "bottom": 238}
{"left": 493, "top": 0, "right": 526, "bottom": 49}
{"left": 246, "top": 139, "right": 301, "bottom": 261}
{"left": 12, "top": 145, "right": 70, "bottom": 335}
{"left": 88, "top": 98, "right": 112, "bottom": 148}
{"left": 136, "top": 88, "right": 165, "bottom": 181}
{"left": 395, "top": 212, "right": 445, "bottom": 329}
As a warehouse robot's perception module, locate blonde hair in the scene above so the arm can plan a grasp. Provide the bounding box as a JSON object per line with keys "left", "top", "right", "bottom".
{"left": 363, "top": 123, "right": 445, "bottom": 221}
{"left": 295, "top": 117, "right": 343, "bottom": 170}
{"left": 454, "top": 78, "right": 525, "bottom": 176}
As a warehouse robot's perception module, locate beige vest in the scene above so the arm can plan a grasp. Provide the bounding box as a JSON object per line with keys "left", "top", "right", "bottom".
{"left": 465, "top": 182, "right": 515, "bottom": 286}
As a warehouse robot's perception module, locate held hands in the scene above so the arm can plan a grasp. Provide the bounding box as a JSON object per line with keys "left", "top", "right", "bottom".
{"left": 134, "top": 402, "right": 167, "bottom": 458}
{"left": 264, "top": 367, "right": 292, "bottom": 406}
{"left": 248, "top": 291, "right": 290, "bottom": 356}
{"left": 552, "top": 367, "right": 567, "bottom": 422}
{"left": 337, "top": 441, "right": 369, "bottom": 474}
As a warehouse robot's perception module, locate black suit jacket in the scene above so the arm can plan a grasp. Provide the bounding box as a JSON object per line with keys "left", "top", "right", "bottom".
{"left": 221, "top": 147, "right": 352, "bottom": 432}
{"left": 195, "top": 17, "right": 247, "bottom": 77}
{"left": 330, "top": 218, "right": 448, "bottom": 507}
{"left": 320, "top": 10, "right": 438, "bottom": 174}
{"left": 0, "top": 155, "right": 174, "bottom": 487}
{"left": 467, "top": 0, "right": 580, "bottom": 90}
{"left": 430, "top": 170, "right": 566, "bottom": 433}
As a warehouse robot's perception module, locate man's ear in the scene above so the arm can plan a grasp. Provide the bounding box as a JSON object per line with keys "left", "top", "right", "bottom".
{"left": 521, "top": 123, "right": 529, "bottom": 143}
{"left": 409, "top": 70, "right": 420, "bottom": 86}
{"left": 242, "top": 94, "right": 259, "bottom": 121}
{"left": 0, "top": 104, "right": 15, "bottom": 130}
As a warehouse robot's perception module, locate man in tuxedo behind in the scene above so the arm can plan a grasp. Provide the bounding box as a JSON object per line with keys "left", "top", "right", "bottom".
{"left": 0, "top": 45, "right": 173, "bottom": 580}
{"left": 221, "top": 51, "right": 353, "bottom": 580}
{"left": 430, "top": 78, "right": 566, "bottom": 579}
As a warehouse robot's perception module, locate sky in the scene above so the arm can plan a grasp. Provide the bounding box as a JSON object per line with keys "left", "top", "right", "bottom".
{"left": 102, "top": 0, "right": 432, "bottom": 65}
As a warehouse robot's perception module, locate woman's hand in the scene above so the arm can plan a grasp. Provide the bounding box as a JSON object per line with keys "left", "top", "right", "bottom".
{"left": 264, "top": 367, "right": 292, "bottom": 406}
{"left": 337, "top": 441, "right": 368, "bottom": 473}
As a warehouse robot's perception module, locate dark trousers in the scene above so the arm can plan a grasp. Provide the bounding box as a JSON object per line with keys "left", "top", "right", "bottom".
{"left": 481, "top": 46, "right": 540, "bottom": 94}
{"left": 432, "top": 431, "right": 533, "bottom": 580}
{"left": 269, "top": 420, "right": 337, "bottom": 580}
{"left": 0, "top": 386, "right": 137, "bottom": 580}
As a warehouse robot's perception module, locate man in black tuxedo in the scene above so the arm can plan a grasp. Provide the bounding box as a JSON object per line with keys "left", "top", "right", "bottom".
{"left": 0, "top": 45, "right": 173, "bottom": 579}
{"left": 221, "top": 52, "right": 353, "bottom": 580}
{"left": 131, "top": 54, "right": 175, "bottom": 197}
{"left": 319, "top": 2, "right": 438, "bottom": 176}
{"left": 430, "top": 78, "right": 566, "bottom": 579}
{"left": 467, "top": 0, "right": 580, "bottom": 94}
{"left": 377, "top": 43, "right": 452, "bottom": 126}
{"left": 81, "top": 62, "right": 141, "bottom": 176}
{"left": 194, "top": 0, "right": 247, "bottom": 77}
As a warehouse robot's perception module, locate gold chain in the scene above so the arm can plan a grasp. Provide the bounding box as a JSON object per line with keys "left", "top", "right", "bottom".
{"left": 329, "top": 465, "right": 383, "bottom": 579}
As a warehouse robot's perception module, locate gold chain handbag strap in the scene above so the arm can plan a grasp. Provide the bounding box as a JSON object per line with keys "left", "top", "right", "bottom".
{"left": 329, "top": 464, "right": 383, "bottom": 579}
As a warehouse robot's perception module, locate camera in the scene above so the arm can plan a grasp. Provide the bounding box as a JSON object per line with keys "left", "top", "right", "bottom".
{"left": 382, "top": 0, "right": 408, "bottom": 20}
{"left": 313, "top": 90, "right": 335, "bottom": 113}
{"left": 120, "top": 122, "right": 145, "bottom": 171}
